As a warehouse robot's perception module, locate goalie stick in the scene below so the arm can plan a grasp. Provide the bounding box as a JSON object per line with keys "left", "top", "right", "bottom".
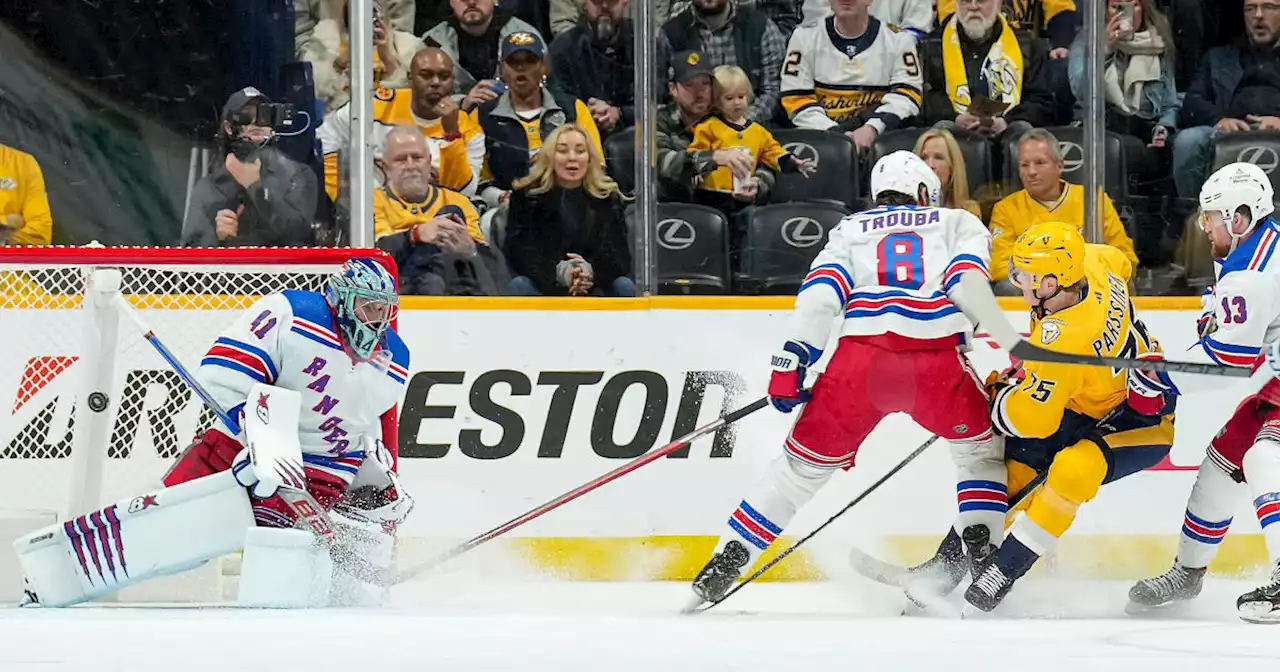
{"left": 113, "top": 294, "right": 385, "bottom": 585}
{"left": 685, "top": 433, "right": 941, "bottom": 614}
{"left": 957, "top": 273, "right": 1253, "bottom": 378}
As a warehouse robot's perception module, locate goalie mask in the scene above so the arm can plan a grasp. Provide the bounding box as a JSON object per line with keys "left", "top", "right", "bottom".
{"left": 326, "top": 258, "right": 399, "bottom": 360}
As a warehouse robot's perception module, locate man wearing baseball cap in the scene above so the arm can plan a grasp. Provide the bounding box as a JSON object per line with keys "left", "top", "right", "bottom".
{"left": 474, "top": 30, "right": 601, "bottom": 209}
{"left": 656, "top": 51, "right": 754, "bottom": 201}
{"left": 179, "top": 87, "right": 317, "bottom": 247}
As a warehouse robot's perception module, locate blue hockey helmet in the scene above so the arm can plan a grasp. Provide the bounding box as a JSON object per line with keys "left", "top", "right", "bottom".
{"left": 325, "top": 258, "right": 399, "bottom": 360}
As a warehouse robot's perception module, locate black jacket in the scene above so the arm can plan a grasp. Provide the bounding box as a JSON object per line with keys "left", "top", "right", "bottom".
{"left": 504, "top": 186, "right": 632, "bottom": 295}
{"left": 179, "top": 147, "right": 316, "bottom": 247}
{"left": 376, "top": 230, "right": 498, "bottom": 296}
{"left": 548, "top": 20, "right": 636, "bottom": 131}
{"left": 477, "top": 88, "right": 584, "bottom": 191}
{"left": 921, "top": 19, "right": 1057, "bottom": 128}
{"left": 1182, "top": 36, "right": 1280, "bottom": 128}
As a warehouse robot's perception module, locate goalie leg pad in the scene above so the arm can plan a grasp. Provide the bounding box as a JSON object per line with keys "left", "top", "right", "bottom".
{"left": 1177, "top": 455, "right": 1243, "bottom": 569}
{"left": 237, "top": 527, "right": 332, "bottom": 608}
{"left": 15, "top": 470, "right": 253, "bottom": 607}
{"left": 328, "top": 511, "right": 395, "bottom": 607}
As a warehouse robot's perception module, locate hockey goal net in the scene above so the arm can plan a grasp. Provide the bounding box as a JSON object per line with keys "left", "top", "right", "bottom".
{"left": 0, "top": 247, "right": 396, "bottom": 528}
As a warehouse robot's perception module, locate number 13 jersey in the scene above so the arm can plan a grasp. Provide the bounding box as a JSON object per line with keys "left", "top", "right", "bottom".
{"left": 790, "top": 204, "right": 991, "bottom": 348}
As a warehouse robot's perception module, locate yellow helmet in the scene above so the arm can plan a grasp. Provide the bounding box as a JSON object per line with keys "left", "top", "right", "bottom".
{"left": 1011, "top": 221, "right": 1087, "bottom": 288}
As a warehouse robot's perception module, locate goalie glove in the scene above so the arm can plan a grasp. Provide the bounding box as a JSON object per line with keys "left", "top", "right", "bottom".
{"left": 335, "top": 438, "right": 414, "bottom": 528}
{"left": 1128, "top": 351, "right": 1174, "bottom": 415}
{"left": 768, "top": 340, "right": 820, "bottom": 413}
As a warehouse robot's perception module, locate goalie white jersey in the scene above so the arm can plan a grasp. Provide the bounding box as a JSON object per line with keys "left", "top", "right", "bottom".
{"left": 781, "top": 16, "right": 923, "bottom": 133}
{"left": 196, "top": 290, "right": 410, "bottom": 484}
{"left": 1158, "top": 216, "right": 1280, "bottom": 395}
{"left": 790, "top": 204, "right": 992, "bottom": 347}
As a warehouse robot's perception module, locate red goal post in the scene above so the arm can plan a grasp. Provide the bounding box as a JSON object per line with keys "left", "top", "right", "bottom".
{"left": 0, "top": 246, "right": 400, "bottom": 530}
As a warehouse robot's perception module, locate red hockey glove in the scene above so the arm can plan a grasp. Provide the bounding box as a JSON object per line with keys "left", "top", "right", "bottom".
{"left": 769, "top": 340, "right": 817, "bottom": 413}
{"left": 1128, "top": 351, "right": 1172, "bottom": 415}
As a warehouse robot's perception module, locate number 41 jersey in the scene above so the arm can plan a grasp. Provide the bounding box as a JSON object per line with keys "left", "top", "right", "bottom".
{"left": 791, "top": 204, "right": 992, "bottom": 347}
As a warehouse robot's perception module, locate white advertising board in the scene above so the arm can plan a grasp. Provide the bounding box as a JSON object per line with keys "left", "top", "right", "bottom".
{"left": 0, "top": 305, "right": 1269, "bottom": 580}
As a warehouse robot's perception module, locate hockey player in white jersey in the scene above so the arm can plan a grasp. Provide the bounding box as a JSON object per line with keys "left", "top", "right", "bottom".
{"left": 15, "top": 256, "right": 413, "bottom": 608}
{"left": 782, "top": 0, "right": 923, "bottom": 149}
{"left": 689, "top": 152, "right": 1005, "bottom": 606}
{"left": 1127, "top": 163, "right": 1280, "bottom": 623}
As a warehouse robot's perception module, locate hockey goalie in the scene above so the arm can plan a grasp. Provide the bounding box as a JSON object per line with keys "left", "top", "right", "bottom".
{"left": 14, "top": 257, "right": 413, "bottom": 608}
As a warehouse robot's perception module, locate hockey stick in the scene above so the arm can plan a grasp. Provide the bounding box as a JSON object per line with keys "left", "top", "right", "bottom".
{"left": 687, "top": 433, "right": 941, "bottom": 614}
{"left": 112, "top": 295, "right": 384, "bottom": 584}
{"left": 957, "top": 273, "right": 1252, "bottom": 378}
{"left": 847, "top": 469, "right": 1048, "bottom": 588}
{"left": 386, "top": 396, "right": 771, "bottom": 587}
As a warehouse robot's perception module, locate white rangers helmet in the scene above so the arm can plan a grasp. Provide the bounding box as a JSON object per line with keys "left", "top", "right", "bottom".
{"left": 1199, "top": 162, "right": 1275, "bottom": 246}
{"left": 870, "top": 150, "right": 941, "bottom": 207}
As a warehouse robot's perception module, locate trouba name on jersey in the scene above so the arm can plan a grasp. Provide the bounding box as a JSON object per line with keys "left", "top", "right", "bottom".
{"left": 854, "top": 208, "right": 942, "bottom": 234}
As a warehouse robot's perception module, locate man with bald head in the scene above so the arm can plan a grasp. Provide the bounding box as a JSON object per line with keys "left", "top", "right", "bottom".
{"left": 318, "top": 46, "right": 487, "bottom": 200}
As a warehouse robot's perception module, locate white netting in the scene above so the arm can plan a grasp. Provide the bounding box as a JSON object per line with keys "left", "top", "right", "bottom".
{"left": 0, "top": 251, "right": 358, "bottom": 517}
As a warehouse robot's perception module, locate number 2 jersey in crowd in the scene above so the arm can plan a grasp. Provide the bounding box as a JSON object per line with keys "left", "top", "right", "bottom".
{"left": 790, "top": 204, "right": 991, "bottom": 350}
{"left": 194, "top": 290, "right": 410, "bottom": 487}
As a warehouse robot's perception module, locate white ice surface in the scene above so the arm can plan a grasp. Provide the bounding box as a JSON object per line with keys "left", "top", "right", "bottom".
{"left": 3, "top": 570, "right": 1279, "bottom": 672}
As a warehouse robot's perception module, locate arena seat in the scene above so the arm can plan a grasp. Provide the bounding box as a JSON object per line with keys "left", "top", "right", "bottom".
{"left": 740, "top": 201, "right": 850, "bottom": 294}
{"left": 604, "top": 127, "right": 636, "bottom": 196}
{"left": 1002, "top": 126, "right": 1128, "bottom": 200}
{"left": 1209, "top": 130, "right": 1280, "bottom": 200}
{"left": 770, "top": 130, "right": 860, "bottom": 209}
{"left": 654, "top": 203, "right": 731, "bottom": 294}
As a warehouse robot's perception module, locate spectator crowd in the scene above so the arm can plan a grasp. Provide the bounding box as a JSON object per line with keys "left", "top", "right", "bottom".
{"left": 5, "top": 0, "right": 1279, "bottom": 298}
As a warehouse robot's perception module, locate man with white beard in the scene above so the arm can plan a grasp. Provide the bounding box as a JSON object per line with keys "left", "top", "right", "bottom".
{"left": 920, "top": 0, "right": 1056, "bottom": 137}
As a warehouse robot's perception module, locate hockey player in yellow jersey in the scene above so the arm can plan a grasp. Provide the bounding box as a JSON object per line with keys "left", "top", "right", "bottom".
{"left": 960, "top": 222, "right": 1175, "bottom": 611}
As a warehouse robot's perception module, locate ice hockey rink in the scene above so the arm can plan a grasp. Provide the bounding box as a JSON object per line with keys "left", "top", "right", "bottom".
{"left": 4, "top": 572, "right": 1278, "bottom": 671}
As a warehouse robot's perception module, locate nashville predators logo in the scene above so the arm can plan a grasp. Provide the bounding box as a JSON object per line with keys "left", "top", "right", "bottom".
{"left": 1040, "top": 319, "right": 1064, "bottom": 345}
{"left": 374, "top": 86, "right": 395, "bottom": 101}
{"left": 687, "top": 52, "right": 700, "bottom": 65}
{"left": 510, "top": 32, "right": 536, "bottom": 45}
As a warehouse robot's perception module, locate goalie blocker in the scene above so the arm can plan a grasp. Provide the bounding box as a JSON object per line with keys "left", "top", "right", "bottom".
{"left": 14, "top": 384, "right": 411, "bottom": 608}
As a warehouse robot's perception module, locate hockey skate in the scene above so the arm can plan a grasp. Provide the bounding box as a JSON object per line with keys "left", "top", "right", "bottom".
{"left": 1125, "top": 563, "right": 1205, "bottom": 615}
{"left": 964, "top": 535, "right": 1037, "bottom": 613}
{"left": 904, "top": 525, "right": 997, "bottom": 612}
{"left": 688, "top": 540, "right": 751, "bottom": 607}
{"left": 1237, "top": 559, "right": 1280, "bottom": 624}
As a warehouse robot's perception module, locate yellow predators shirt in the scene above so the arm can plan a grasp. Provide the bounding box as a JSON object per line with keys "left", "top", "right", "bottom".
{"left": 319, "top": 88, "right": 483, "bottom": 200}
{"left": 372, "top": 184, "right": 485, "bottom": 242}
{"left": 991, "top": 245, "right": 1158, "bottom": 439}
{"left": 0, "top": 145, "right": 53, "bottom": 245}
{"left": 686, "top": 116, "right": 789, "bottom": 193}
{"left": 989, "top": 182, "right": 1138, "bottom": 282}
{"left": 781, "top": 16, "right": 922, "bottom": 132}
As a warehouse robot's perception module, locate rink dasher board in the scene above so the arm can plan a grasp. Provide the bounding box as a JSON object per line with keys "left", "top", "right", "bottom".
{"left": 2, "top": 301, "right": 1270, "bottom": 580}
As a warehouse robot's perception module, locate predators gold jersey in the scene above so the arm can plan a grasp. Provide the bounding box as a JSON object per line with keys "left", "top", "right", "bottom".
{"left": 686, "top": 116, "right": 790, "bottom": 193}
{"left": 781, "top": 16, "right": 922, "bottom": 133}
{"left": 991, "top": 244, "right": 1159, "bottom": 439}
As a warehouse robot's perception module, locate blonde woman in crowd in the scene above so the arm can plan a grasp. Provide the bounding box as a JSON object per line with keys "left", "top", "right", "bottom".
{"left": 914, "top": 128, "right": 982, "bottom": 219}
{"left": 504, "top": 124, "right": 634, "bottom": 297}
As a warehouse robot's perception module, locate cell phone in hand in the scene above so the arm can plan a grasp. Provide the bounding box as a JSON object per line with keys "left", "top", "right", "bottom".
{"left": 1115, "top": 2, "right": 1135, "bottom": 32}
{"left": 968, "top": 95, "right": 1010, "bottom": 119}
{"left": 489, "top": 79, "right": 507, "bottom": 96}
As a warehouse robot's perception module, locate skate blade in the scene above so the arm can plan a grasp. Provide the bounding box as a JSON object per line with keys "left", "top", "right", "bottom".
{"left": 902, "top": 576, "right": 962, "bottom": 618}
{"left": 1124, "top": 598, "right": 1193, "bottom": 618}
{"left": 848, "top": 546, "right": 914, "bottom": 588}
{"left": 1237, "top": 601, "right": 1280, "bottom": 625}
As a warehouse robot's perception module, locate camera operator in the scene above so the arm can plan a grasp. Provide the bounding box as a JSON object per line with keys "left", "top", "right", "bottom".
{"left": 179, "top": 88, "right": 318, "bottom": 247}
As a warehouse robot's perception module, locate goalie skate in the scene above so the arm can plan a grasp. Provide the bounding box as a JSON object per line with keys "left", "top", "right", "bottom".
{"left": 1125, "top": 564, "right": 1205, "bottom": 615}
